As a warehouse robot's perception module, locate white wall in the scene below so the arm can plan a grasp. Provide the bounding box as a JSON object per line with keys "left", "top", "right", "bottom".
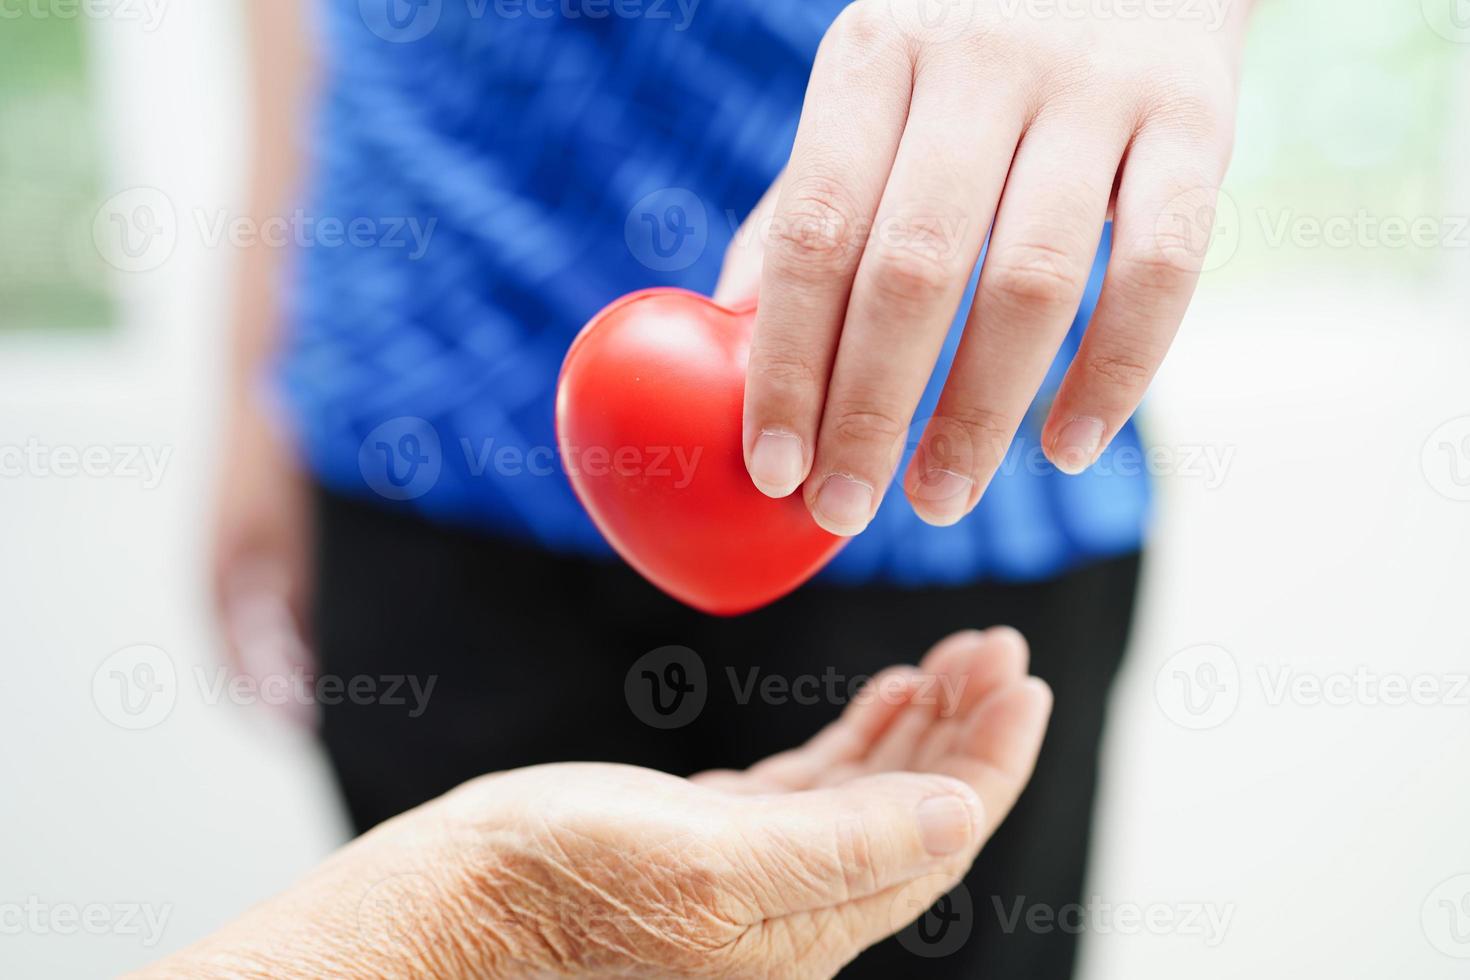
{"left": 0, "top": 4, "right": 345, "bottom": 977}
{"left": 1081, "top": 285, "right": 1470, "bottom": 980}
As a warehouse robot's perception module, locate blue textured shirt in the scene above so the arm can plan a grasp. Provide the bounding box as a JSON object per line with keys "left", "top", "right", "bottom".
{"left": 279, "top": 0, "right": 1150, "bottom": 586}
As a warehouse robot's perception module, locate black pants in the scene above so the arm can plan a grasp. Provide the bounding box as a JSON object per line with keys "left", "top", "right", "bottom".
{"left": 313, "top": 487, "right": 1141, "bottom": 979}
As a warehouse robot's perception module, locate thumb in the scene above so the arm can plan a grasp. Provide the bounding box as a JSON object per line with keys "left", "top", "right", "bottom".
{"left": 736, "top": 772, "right": 983, "bottom": 921}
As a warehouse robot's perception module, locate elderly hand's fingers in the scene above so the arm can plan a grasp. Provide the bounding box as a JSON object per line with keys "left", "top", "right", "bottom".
{"left": 905, "top": 108, "right": 1128, "bottom": 524}
{"left": 734, "top": 771, "right": 984, "bottom": 923}
{"left": 708, "top": 629, "right": 1032, "bottom": 796}
{"left": 688, "top": 769, "right": 763, "bottom": 794}
{"left": 942, "top": 676, "right": 1054, "bottom": 837}
{"left": 923, "top": 626, "right": 1031, "bottom": 720}
{"left": 859, "top": 630, "right": 982, "bottom": 770}
{"left": 741, "top": 679, "right": 1049, "bottom": 973}
{"left": 801, "top": 55, "right": 1022, "bottom": 536}
{"left": 721, "top": 666, "right": 922, "bottom": 793}
{"left": 865, "top": 626, "right": 1033, "bottom": 773}
{"left": 914, "top": 627, "right": 1031, "bottom": 770}
{"left": 1042, "top": 107, "right": 1235, "bottom": 472}
{"left": 742, "top": 6, "right": 912, "bottom": 500}
{"left": 863, "top": 693, "right": 943, "bottom": 773}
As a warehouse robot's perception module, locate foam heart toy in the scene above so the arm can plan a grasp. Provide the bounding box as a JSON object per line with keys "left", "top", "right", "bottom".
{"left": 556, "top": 288, "right": 844, "bottom": 616}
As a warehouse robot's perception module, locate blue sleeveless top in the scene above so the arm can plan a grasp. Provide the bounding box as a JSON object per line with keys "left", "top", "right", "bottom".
{"left": 278, "top": 0, "right": 1149, "bottom": 586}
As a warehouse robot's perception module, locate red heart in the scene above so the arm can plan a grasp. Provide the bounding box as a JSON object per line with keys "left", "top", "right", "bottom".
{"left": 556, "top": 288, "right": 844, "bottom": 616}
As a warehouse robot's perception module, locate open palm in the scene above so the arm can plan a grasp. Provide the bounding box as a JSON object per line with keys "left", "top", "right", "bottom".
{"left": 695, "top": 627, "right": 1052, "bottom": 840}
{"left": 143, "top": 629, "right": 1052, "bottom": 980}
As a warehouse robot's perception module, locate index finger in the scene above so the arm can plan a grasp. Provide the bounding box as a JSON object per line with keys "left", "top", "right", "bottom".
{"left": 742, "top": 6, "right": 912, "bottom": 499}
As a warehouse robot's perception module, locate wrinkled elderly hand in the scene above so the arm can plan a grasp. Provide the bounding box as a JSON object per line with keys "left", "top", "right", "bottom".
{"left": 139, "top": 629, "right": 1050, "bottom": 979}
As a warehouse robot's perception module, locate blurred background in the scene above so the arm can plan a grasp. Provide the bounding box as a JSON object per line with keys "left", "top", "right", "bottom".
{"left": 1, "top": 0, "right": 1468, "bottom": 976}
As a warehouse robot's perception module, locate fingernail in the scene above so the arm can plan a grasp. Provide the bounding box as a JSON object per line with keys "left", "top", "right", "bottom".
{"left": 1051, "top": 417, "right": 1106, "bottom": 475}
{"left": 908, "top": 468, "right": 974, "bottom": 526}
{"left": 813, "top": 474, "right": 874, "bottom": 536}
{"left": 917, "top": 794, "right": 976, "bottom": 856}
{"left": 749, "top": 430, "right": 805, "bottom": 498}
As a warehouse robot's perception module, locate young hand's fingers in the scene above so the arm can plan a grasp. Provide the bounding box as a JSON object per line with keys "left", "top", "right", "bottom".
{"left": 905, "top": 110, "right": 1127, "bottom": 524}
{"left": 802, "top": 64, "right": 1022, "bottom": 536}
{"left": 743, "top": 7, "right": 912, "bottom": 499}
{"left": 1042, "top": 112, "right": 1234, "bottom": 472}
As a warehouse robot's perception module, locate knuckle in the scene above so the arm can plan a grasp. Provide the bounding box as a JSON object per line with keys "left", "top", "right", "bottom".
{"left": 1139, "top": 71, "right": 1236, "bottom": 150}
{"left": 828, "top": 403, "right": 910, "bottom": 452}
{"left": 1115, "top": 243, "right": 1199, "bottom": 294}
{"left": 930, "top": 406, "right": 1014, "bottom": 467}
{"left": 823, "top": 0, "right": 913, "bottom": 81}
{"left": 769, "top": 176, "right": 862, "bottom": 278}
{"left": 985, "top": 241, "right": 1087, "bottom": 309}
{"left": 1150, "top": 94, "right": 1222, "bottom": 142}
{"left": 1081, "top": 350, "right": 1154, "bottom": 389}
{"left": 947, "top": 404, "right": 1013, "bottom": 441}
{"left": 830, "top": 0, "right": 896, "bottom": 52}
{"left": 751, "top": 344, "right": 825, "bottom": 397}
{"left": 867, "top": 242, "right": 961, "bottom": 305}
